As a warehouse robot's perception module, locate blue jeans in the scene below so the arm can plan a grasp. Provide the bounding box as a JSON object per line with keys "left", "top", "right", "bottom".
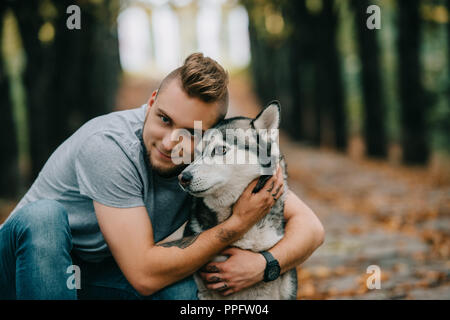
{"left": 0, "top": 199, "right": 198, "bottom": 300}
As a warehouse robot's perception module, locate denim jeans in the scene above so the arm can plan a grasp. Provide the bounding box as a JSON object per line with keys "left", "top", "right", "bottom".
{"left": 0, "top": 199, "right": 198, "bottom": 300}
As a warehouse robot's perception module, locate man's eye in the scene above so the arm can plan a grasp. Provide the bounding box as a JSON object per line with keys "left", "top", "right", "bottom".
{"left": 160, "top": 115, "right": 170, "bottom": 124}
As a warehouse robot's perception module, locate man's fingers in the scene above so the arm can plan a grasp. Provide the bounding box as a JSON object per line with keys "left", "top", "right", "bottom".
{"left": 266, "top": 180, "right": 275, "bottom": 193}
{"left": 264, "top": 173, "right": 278, "bottom": 192}
{"left": 220, "top": 289, "right": 234, "bottom": 296}
{"left": 199, "top": 272, "right": 222, "bottom": 283}
{"left": 244, "top": 166, "right": 282, "bottom": 197}
{"left": 200, "top": 263, "right": 220, "bottom": 273}
{"left": 206, "top": 282, "right": 229, "bottom": 292}
{"left": 221, "top": 246, "right": 241, "bottom": 256}
{"left": 271, "top": 166, "right": 284, "bottom": 199}
{"left": 272, "top": 183, "right": 283, "bottom": 199}
{"left": 246, "top": 173, "right": 281, "bottom": 206}
{"left": 243, "top": 178, "right": 259, "bottom": 195}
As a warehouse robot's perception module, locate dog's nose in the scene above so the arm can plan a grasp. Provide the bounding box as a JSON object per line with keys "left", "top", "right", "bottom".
{"left": 179, "top": 171, "right": 193, "bottom": 187}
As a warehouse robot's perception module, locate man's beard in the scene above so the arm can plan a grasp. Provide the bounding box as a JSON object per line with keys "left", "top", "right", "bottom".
{"left": 146, "top": 149, "right": 187, "bottom": 178}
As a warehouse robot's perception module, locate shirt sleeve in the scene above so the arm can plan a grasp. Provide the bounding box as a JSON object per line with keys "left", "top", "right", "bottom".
{"left": 74, "top": 132, "right": 145, "bottom": 208}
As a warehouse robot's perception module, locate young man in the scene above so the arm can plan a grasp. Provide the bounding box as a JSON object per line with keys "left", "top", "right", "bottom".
{"left": 0, "top": 53, "right": 324, "bottom": 299}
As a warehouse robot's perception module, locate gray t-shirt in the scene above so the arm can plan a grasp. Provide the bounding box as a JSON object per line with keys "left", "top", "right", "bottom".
{"left": 4, "top": 105, "right": 191, "bottom": 262}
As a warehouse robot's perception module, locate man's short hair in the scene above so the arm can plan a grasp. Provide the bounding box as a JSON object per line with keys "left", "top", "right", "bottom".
{"left": 157, "top": 53, "right": 229, "bottom": 121}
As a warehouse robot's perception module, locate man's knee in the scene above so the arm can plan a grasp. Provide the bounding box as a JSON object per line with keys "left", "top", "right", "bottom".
{"left": 18, "top": 199, "right": 68, "bottom": 227}
{"left": 14, "top": 199, "right": 72, "bottom": 250}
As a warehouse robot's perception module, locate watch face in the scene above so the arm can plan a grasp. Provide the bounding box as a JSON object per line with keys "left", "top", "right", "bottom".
{"left": 267, "top": 264, "right": 281, "bottom": 281}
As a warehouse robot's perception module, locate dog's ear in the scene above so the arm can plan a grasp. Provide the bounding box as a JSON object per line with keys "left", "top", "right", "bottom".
{"left": 251, "top": 101, "right": 281, "bottom": 130}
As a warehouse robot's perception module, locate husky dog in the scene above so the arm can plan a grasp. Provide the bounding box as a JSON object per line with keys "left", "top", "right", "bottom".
{"left": 179, "top": 101, "right": 297, "bottom": 300}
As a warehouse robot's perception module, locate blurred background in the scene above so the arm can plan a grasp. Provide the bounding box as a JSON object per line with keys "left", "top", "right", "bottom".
{"left": 0, "top": 0, "right": 449, "bottom": 299}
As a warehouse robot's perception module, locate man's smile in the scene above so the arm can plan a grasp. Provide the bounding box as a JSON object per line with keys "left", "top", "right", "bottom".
{"left": 155, "top": 146, "right": 172, "bottom": 162}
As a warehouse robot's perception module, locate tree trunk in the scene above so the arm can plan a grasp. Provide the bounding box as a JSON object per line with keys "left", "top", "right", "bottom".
{"left": 352, "top": 0, "right": 387, "bottom": 158}
{"left": 315, "top": 0, "right": 347, "bottom": 150}
{"left": 283, "top": 1, "right": 318, "bottom": 144}
{"left": 397, "top": 0, "right": 429, "bottom": 164}
{"left": 13, "top": 0, "right": 52, "bottom": 181}
{"left": 0, "top": 6, "right": 20, "bottom": 198}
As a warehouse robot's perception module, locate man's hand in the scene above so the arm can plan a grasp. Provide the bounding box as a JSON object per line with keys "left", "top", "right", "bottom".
{"left": 199, "top": 247, "right": 266, "bottom": 296}
{"left": 230, "top": 166, "right": 284, "bottom": 228}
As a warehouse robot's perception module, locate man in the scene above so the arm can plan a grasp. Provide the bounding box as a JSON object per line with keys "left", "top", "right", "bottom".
{"left": 0, "top": 53, "right": 324, "bottom": 299}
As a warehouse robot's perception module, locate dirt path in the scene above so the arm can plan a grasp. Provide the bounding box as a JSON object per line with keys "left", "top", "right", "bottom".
{"left": 282, "top": 139, "right": 449, "bottom": 299}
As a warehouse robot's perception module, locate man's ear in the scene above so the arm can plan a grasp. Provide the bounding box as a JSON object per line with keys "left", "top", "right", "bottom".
{"left": 251, "top": 100, "right": 281, "bottom": 130}
{"left": 146, "top": 90, "right": 158, "bottom": 117}
{"left": 148, "top": 90, "right": 158, "bottom": 108}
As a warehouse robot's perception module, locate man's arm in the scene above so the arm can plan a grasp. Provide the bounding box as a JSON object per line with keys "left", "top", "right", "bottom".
{"left": 268, "top": 190, "right": 325, "bottom": 272}
{"left": 94, "top": 175, "right": 281, "bottom": 296}
{"left": 200, "top": 190, "right": 324, "bottom": 296}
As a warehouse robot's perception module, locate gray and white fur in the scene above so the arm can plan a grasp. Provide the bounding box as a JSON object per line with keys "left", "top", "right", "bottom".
{"left": 179, "top": 101, "right": 297, "bottom": 300}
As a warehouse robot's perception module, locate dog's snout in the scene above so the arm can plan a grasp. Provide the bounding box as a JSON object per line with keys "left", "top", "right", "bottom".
{"left": 179, "top": 171, "right": 193, "bottom": 187}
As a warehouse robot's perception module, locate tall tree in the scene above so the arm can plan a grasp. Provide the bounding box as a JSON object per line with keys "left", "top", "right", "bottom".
{"left": 397, "top": 0, "right": 428, "bottom": 164}
{"left": 314, "top": 0, "right": 347, "bottom": 150}
{"left": 351, "top": 0, "right": 387, "bottom": 158}
{"left": 282, "top": 0, "right": 347, "bottom": 149}
{"left": 245, "top": 0, "right": 295, "bottom": 132}
{"left": 282, "top": 0, "right": 315, "bottom": 142}
{"left": 0, "top": 5, "right": 20, "bottom": 198}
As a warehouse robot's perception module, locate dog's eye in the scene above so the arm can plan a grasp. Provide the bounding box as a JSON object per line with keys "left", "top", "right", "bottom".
{"left": 213, "top": 145, "right": 227, "bottom": 156}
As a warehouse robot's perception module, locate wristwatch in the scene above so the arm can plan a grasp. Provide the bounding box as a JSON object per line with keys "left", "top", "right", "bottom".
{"left": 260, "top": 251, "right": 281, "bottom": 282}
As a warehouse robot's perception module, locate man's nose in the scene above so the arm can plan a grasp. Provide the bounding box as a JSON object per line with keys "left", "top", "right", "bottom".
{"left": 178, "top": 171, "right": 193, "bottom": 187}
{"left": 162, "top": 132, "right": 178, "bottom": 152}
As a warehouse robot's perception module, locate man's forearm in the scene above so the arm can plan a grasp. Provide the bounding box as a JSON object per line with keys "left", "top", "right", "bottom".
{"left": 269, "top": 213, "right": 323, "bottom": 274}
{"left": 269, "top": 191, "right": 324, "bottom": 274}
{"left": 139, "top": 216, "right": 243, "bottom": 295}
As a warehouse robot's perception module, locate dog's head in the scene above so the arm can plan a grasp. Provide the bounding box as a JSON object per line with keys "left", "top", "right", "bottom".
{"left": 178, "top": 101, "right": 281, "bottom": 207}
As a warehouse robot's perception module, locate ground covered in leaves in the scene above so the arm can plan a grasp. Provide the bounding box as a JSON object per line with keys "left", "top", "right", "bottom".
{"left": 281, "top": 137, "right": 450, "bottom": 299}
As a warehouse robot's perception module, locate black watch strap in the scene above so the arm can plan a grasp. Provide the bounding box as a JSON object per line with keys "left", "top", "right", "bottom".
{"left": 260, "top": 251, "right": 281, "bottom": 282}
{"left": 260, "top": 251, "right": 276, "bottom": 264}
